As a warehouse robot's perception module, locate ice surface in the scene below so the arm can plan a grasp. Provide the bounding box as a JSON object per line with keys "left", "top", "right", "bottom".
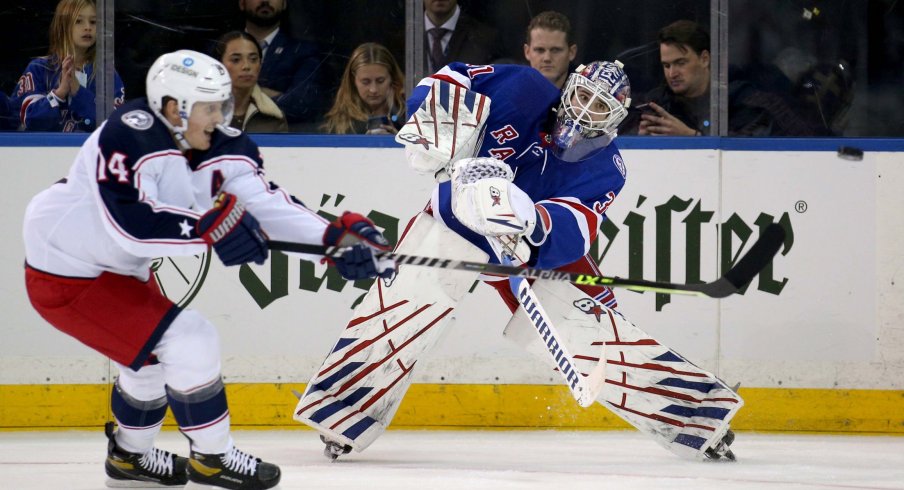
{"left": 1, "top": 429, "right": 902, "bottom": 489}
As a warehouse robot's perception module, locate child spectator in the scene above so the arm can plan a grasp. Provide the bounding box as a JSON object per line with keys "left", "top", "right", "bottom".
{"left": 10, "top": 0, "right": 124, "bottom": 132}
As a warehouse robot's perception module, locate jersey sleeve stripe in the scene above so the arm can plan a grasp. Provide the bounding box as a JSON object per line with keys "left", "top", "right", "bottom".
{"left": 424, "top": 67, "right": 471, "bottom": 89}
{"left": 545, "top": 197, "right": 600, "bottom": 245}
{"left": 19, "top": 94, "right": 43, "bottom": 126}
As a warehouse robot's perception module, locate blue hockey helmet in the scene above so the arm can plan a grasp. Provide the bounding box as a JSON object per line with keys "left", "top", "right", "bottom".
{"left": 553, "top": 60, "right": 631, "bottom": 162}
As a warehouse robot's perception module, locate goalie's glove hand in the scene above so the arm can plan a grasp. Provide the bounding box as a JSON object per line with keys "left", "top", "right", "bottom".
{"left": 322, "top": 212, "right": 396, "bottom": 280}
{"left": 197, "top": 193, "right": 269, "bottom": 266}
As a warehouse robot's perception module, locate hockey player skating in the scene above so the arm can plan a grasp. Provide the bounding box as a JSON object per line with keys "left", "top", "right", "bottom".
{"left": 23, "top": 49, "right": 394, "bottom": 489}
{"left": 294, "top": 60, "right": 740, "bottom": 463}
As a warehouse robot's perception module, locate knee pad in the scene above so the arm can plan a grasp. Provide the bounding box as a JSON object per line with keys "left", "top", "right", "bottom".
{"left": 155, "top": 309, "right": 222, "bottom": 391}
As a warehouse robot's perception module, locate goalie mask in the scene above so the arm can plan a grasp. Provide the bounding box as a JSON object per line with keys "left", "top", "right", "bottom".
{"left": 145, "top": 50, "right": 235, "bottom": 146}
{"left": 553, "top": 60, "right": 631, "bottom": 162}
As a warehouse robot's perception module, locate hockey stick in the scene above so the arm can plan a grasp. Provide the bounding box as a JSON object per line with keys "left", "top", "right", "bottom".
{"left": 504, "top": 256, "right": 606, "bottom": 407}
{"left": 268, "top": 223, "right": 786, "bottom": 299}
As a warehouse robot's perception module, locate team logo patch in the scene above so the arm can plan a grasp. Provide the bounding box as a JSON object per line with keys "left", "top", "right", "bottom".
{"left": 573, "top": 298, "right": 604, "bottom": 322}
{"left": 613, "top": 154, "right": 626, "bottom": 178}
{"left": 218, "top": 125, "right": 242, "bottom": 137}
{"left": 121, "top": 110, "right": 154, "bottom": 130}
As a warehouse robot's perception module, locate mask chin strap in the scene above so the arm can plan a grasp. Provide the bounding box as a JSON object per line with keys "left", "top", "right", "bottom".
{"left": 152, "top": 110, "right": 192, "bottom": 152}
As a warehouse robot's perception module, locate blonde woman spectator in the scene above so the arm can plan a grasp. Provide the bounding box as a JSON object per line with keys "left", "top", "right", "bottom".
{"left": 322, "top": 43, "right": 405, "bottom": 135}
{"left": 215, "top": 31, "right": 288, "bottom": 133}
{"left": 10, "top": 0, "right": 124, "bottom": 132}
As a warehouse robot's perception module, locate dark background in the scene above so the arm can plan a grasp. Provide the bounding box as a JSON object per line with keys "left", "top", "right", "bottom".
{"left": 3, "top": 0, "right": 902, "bottom": 135}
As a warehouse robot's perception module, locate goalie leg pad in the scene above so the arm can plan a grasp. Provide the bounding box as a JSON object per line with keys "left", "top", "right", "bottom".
{"left": 502, "top": 280, "right": 743, "bottom": 461}
{"left": 294, "top": 212, "right": 489, "bottom": 452}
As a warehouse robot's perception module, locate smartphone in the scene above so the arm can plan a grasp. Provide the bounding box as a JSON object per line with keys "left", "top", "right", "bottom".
{"left": 634, "top": 103, "right": 654, "bottom": 114}
{"left": 367, "top": 115, "right": 391, "bottom": 130}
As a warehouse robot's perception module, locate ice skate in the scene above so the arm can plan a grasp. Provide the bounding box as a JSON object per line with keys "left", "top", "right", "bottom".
{"left": 704, "top": 429, "right": 737, "bottom": 462}
{"left": 186, "top": 445, "right": 280, "bottom": 489}
{"left": 320, "top": 434, "right": 352, "bottom": 462}
{"left": 104, "top": 422, "right": 189, "bottom": 488}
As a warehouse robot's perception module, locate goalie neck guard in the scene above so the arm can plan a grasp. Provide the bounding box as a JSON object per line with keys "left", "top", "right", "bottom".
{"left": 553, "top": 60, "right": 631, "bottom": 162}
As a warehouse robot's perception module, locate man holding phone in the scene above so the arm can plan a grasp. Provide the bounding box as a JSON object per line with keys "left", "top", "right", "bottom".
{"left": 637, "top": 20, "right": 711, "bottom": 136}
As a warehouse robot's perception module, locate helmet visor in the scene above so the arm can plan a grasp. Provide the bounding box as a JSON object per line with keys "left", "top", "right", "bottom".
{"left": 187, "top": 95, "right": 235, "bottom": 129}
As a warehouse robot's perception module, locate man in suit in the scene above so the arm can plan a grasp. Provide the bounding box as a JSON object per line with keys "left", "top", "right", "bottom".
{"left": 424, "top": 0, "right": 499, "bottom": 72}
{"left": 241, "top": 0, "right": 327, "bottom": 127}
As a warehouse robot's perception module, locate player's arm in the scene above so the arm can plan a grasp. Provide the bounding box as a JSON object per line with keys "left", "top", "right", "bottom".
{"left": 209, "top": 137, "right": 394, "bottom": 279}
{"left": 529, "top": 172, "right": 625, "bottom": 270}
{"left": 93, "top": 128, "right": 209, "bottom": 258}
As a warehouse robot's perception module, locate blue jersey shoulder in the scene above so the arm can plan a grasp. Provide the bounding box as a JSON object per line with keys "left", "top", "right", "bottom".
{"left": 192, "top": 128, "right": 264, "bottom": 170}
{"left": 98, "top": 98, "right": 178, "bottom": 158}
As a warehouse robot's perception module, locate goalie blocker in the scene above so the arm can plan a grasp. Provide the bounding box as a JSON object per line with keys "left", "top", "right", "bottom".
{"left": 395, "top": 79, "right": 491, "bottom": 181}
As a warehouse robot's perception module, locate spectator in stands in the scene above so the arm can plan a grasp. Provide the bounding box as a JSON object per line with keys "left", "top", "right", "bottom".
{"left": 633, "top": 19, "right": 821, "bottom": 137}
{"left": 523, "top": 11, "right": 577, "bottom": 89}
{"left": 240, "top": 0, "right": 327, "bottom": 127}
{"left": 424, "top": 0, "right": 499, "bottom": 72}
{"left": 636, "top": 20, "right": 712, "bottom": 136}
{"left": 321, "top": 42, "right": 405, "bottom": 135}
{"left": 10, "top": 0, "right": 124, "bottom": 132}
{"left": 215, "top": 31, "right": 288, "bottom": 133}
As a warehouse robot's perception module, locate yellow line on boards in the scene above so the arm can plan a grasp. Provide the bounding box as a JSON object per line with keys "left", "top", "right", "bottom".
{"left": 1, "top": 384, "right": 902, "bottom": 433}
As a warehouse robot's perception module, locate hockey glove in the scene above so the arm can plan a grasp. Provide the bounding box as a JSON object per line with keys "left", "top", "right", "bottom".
{"left": 197, "top": 193, "right": 269, "bottom": 267}
{"left": 322, "top": 212, "right": 395, "bottom": 281}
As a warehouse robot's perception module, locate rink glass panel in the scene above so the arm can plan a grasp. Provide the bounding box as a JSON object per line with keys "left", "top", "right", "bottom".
{"left": 1, "top": 0, "right": 901, "bottom": 136}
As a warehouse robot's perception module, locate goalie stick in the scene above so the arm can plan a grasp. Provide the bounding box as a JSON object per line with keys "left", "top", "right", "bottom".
{"left": 268, "top": 223, "right": 786, "bottom": 299}
{"left": 504, "top": 256, "right": 607, "bottom": 407}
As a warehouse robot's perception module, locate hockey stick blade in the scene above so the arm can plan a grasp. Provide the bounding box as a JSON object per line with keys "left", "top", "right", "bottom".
{"left": 267, "top": 223, "right": 785, "bottom": 299}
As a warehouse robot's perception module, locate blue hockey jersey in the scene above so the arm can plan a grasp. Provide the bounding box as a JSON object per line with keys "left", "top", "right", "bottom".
{"left": 10, "top": 57, "right": 125, "bottom": 132}
{"left": 408, "top": 63, "right": 627, "bottom": 270}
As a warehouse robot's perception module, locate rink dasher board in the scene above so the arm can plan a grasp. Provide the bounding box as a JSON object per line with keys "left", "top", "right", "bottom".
{"left": 0, "top": 140, "right": 901, "bottom": 432}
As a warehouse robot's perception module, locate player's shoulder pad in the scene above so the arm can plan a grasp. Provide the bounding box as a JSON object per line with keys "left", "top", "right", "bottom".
{"left": 592, "top": 141, "right": 627, "bottom": 180}
{"left": 98, "top": 99, "right": 177, "bottom": 155}
{"left": 195, "top": 128, "right": 264, "bottom": 169}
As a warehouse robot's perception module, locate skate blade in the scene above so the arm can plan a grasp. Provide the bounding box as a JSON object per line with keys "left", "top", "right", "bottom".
{"left": 185, "top": 482, "right": 282, "bottom": 489}
{"left": 105, "top": 477, "right": 180, "bottom": 488}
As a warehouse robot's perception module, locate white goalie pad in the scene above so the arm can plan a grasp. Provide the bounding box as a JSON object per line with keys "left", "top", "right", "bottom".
{"left": 395, "top": 79, "right": 491, "bottom": 178}
{"left": 451, "top": 157, "right": 536, "bottom": 238}
{"left": 293, "top": 212, "right": 489, "bottom": 452}
{"left": 502, "top": 280, "right": 744, "bottom": 461}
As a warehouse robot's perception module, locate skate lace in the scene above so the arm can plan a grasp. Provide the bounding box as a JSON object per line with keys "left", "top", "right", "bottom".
{"left": 222, "top": 447, "right": 258, "bottom": 476}
{"left": 139, "top": 448, "right": 174, "bottom": 476}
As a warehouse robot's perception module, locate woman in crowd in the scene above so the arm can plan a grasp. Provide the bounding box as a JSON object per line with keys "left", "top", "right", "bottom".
{"left": 322, "top": 42, "right": 405, "bottom": 135}
{"left": 215, "top": 30, "right": 288, "bottom": 133}
{"left": 10, "top": 0, "right": 124, "bottom": 132}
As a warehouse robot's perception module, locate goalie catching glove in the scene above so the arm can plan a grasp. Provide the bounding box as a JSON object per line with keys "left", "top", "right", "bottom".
{"left": 322, "top": 212, "right": 396, "bottom": 281}
{"left": 395, "top": 79, "right": 491, "bottom": 181}
{"left": 450, "top": 157, "right": 549, "bottom": 262}
{"left": 197, "top": 193, "right": 269, "bottom": 266}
